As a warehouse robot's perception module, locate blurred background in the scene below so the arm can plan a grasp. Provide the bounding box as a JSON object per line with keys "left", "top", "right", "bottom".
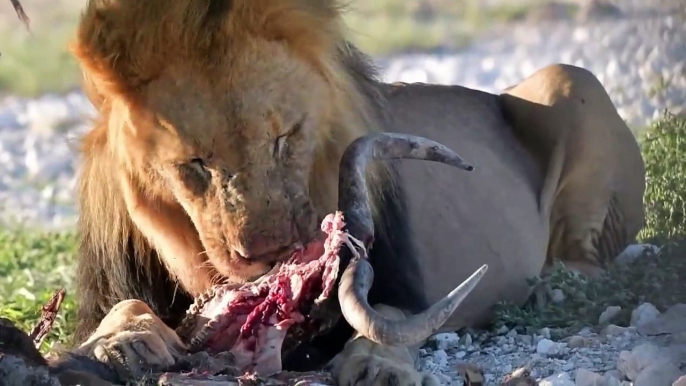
{"left": 0, "top": 0, "right": 684, "bottom": 363}
{"left": 0, "top": 0, "right": 683, "bottom": 231}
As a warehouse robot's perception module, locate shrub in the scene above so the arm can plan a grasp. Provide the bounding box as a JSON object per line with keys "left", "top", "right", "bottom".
{"left": 638, "top": 111, "right": 686, "bottom": 243}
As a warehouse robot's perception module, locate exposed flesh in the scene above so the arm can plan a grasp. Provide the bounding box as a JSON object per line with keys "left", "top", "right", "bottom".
{"left": 176, "top": 212, "right": 352, "bottom": 376}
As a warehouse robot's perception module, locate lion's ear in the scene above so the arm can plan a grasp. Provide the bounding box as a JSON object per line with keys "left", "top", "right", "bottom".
{"left": 69, "top": 0, "right": 159, "bottom": 100}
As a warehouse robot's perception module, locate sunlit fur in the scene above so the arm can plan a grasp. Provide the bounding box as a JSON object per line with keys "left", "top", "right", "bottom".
{"left": 70, "top": 0, "right": 425, "bottom": 351}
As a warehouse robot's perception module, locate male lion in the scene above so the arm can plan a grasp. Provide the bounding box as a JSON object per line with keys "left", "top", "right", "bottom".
{"left": 64, "top": 0, "right": 645, "bottom": 385}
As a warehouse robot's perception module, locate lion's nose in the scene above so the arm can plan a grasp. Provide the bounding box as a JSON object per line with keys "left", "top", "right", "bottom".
{"left": 232, "top": 236, "right": 296, "bottom": 263}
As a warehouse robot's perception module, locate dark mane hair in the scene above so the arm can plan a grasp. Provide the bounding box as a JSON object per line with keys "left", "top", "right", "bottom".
{"left": 70, "top": 3, "right": 427, "bottom": 369}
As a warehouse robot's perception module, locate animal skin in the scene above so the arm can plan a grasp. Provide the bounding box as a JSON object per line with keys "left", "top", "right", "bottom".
{"left": 50, "top": 0, "right": 645, "bottom": 385}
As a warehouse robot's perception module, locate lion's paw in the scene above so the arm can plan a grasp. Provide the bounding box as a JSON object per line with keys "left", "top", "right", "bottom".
{"left": 334, "top": 352, "right": 440, "bottom": 386}
{"left": 75, "top": 299, "right": 187, "bottom": 381}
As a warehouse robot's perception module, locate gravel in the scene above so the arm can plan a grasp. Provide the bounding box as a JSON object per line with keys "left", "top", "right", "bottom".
{"left": 419, "top": 302, "right": 686, "bottom": 385}
{"left": 0, "top": 0, "right": 684, "bottom": 384}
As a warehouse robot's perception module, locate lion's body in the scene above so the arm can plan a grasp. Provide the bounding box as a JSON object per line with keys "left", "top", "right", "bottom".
{"left": 66, "top": 0, "right": 645, "bottom": 383}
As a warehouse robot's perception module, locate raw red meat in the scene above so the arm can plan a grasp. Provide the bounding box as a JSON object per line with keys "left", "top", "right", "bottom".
{"left": 176, "top": 211, "right": 357, "bottom": 376}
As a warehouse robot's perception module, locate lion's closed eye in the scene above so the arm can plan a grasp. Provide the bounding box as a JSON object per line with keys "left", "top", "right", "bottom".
{"left": 274, "top": 117, "right": 306, "bottom": 158}
{"left": 177, "top": 159, "right": 211, "bottom": 195}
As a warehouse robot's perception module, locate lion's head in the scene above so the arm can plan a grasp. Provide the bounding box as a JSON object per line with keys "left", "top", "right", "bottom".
{"left": 71, "top": 0, "right": 390, "bottom": 296}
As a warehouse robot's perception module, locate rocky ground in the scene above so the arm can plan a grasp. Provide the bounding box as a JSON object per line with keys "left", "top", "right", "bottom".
{"left": 0, "top": 0, "right": 684, "bottom": 385}
{"left": 420, "top": 301, "right": 686, "bottom": 385}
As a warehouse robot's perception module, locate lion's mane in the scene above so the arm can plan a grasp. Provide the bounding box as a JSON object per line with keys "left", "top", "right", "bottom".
{"left": 69, "top": 0, "right": 425, "bottom": 349}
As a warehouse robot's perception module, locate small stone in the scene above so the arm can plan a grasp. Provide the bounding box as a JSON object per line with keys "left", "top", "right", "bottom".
{"left": 605, "top": 376, "right": 622, "bottom": 386}
{"left": 575, "top": 368, "right": 605, "bottom": 386}
{"left": 539, "top": 327, "right": 552, "bottom": 339}
{"left": 536, "top": 339, "right": 565, "bottom": 357}
{"left": 630, "top": 303, "right": 661, "bottom": 329}
{"left": 599, "top": 306, "right": 622, "bottom": 325}
{"left": 633, "top": 362, "right": 681, "bottom": 386}
{"left": 551, "top": 289, "right": 565, "bottom": 303}
{"left": 436, "top": 373, "right": 452, "bottom": 384}
{"left": 616, "top": 244, "right": 660, "bottom": 264}
{"left": 605, "top": 370, "right": 622, "bottom": 385}
{"left": 601, "top": 324, "right": 629, "bottom": 337}
{"left": 429, "top": 333, "right": 460, "bottom": 350}
{"left": 539, "top": 371, "right": 574, "bottom": 386}
{"left": 506, "top": 329, "right": 518, "bottom": 338}
{"left": 496, "top": 325, "right": 510, "bottom": 335}
{"left": 456, "top": 351, "right": 466, "bottom": 359}
{"left": 518, "top": 334, "right": 533, "bottom": 346}
{"left": 561, "top": 361, "right": 574, "bottom": 371}
{"left": 432, "top": 349, "right": 449, "bottom": 368}
{"left": 567, "top": 335, "right": 590, "bottom": 349}
{"left": 617, "top": 343, "right": 671, "bottom": 381}
{"left": 639, "top": 304, "right": 686, "bottom": 336}
{"left": 459, "top": 333, "right": 473, "bottom": 347}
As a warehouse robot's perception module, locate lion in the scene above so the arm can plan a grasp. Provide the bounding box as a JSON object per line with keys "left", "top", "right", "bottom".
{"left": 58, "top": 0, "right": 645, "bottom": 385}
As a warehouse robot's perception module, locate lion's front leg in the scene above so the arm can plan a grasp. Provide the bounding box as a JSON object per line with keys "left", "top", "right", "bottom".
{"left": 327, "top": 304, "right": 440, "bottom": 386}
{"left": 73, "top": 299, "right": 187, "bottom": 381}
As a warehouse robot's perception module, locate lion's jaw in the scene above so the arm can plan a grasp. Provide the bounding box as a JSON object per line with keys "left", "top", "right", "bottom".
{"left": 115, "top": 40, "right": 335, "bottom": 294}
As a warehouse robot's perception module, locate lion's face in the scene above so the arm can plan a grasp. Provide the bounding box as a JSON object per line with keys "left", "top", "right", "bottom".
{"left": 121, "top": 39, "right": 331, "bottom": 284}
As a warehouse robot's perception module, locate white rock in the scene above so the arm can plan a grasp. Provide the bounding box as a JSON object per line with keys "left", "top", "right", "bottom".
{"left": 575, "top": 368, "right": 606, "bottom": 386}
{"left": 601, "top": 324, "right": 630, "bottom": 337}
{"left": 604, "top": 370, "right": 622, "bottom": 382}
{"left": 638, "top": 303, "right": 686, "bottom": 336}
{"left": 430, "top": 333, "right": 460, "bottom": 350}
{"left": 616, "top": 244, "right": 660, "bottom": 264}
{"left": 537, "top": 339, "right": 566, "bottom": 357}
{"left": 459, "top": 333, "right": 472, "bottom": 347}
{"left": 599, "top": 306, "right": 623, "bottom": 325}
{"left": 432, "top": 349, "right": 449, "bottom": 368}
{"left": 633, "top": 362, "right": 682, "bottom": 386}
{"left": 631, "top": 303, "right": 661, "bottom": 328}
{"left": 517, "top": 334, "right": 533, "bottom": 346}
{"left": 540, "top": 372, "right": 575, "bottom": 386}
{"left": 568, "top": 335, "right": 590, "bottom": 349}
{"left": 551, "top": 288, "right": 566, "bottom": 303}
{"left": 605, "top": 377, "right": 622, "bottom": 386}
{"left": 617, "top": 343, "right": 672, "bottom": 381}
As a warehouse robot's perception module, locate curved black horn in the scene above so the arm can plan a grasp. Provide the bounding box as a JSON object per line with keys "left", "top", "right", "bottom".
{"left": 337, "top": 132, "right": 488, "bottom": 346}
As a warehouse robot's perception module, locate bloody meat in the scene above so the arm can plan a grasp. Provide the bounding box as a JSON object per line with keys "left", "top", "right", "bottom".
{"left": 176, "top": 211, "right": 358, "bottom": 376}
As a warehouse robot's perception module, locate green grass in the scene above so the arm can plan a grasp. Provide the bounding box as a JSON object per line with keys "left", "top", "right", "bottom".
{"left": 493, "top": 241, "right": 686, "bottom": 338}
{"left": 638, "top": 112, "right": 686, "bottom": 243}
{"left": 492, "top": 112, "right": 686, "bottom": 338}
{"left": 0, "top": 228, "right": 78, "bottom": 354}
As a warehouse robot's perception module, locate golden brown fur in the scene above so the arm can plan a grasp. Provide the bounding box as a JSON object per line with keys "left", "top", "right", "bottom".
{"left": 70, "top": 0, "right": 404, "bottom": 343}
{"left": 65, "top": 1, "right": 644, "bottom": 384}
